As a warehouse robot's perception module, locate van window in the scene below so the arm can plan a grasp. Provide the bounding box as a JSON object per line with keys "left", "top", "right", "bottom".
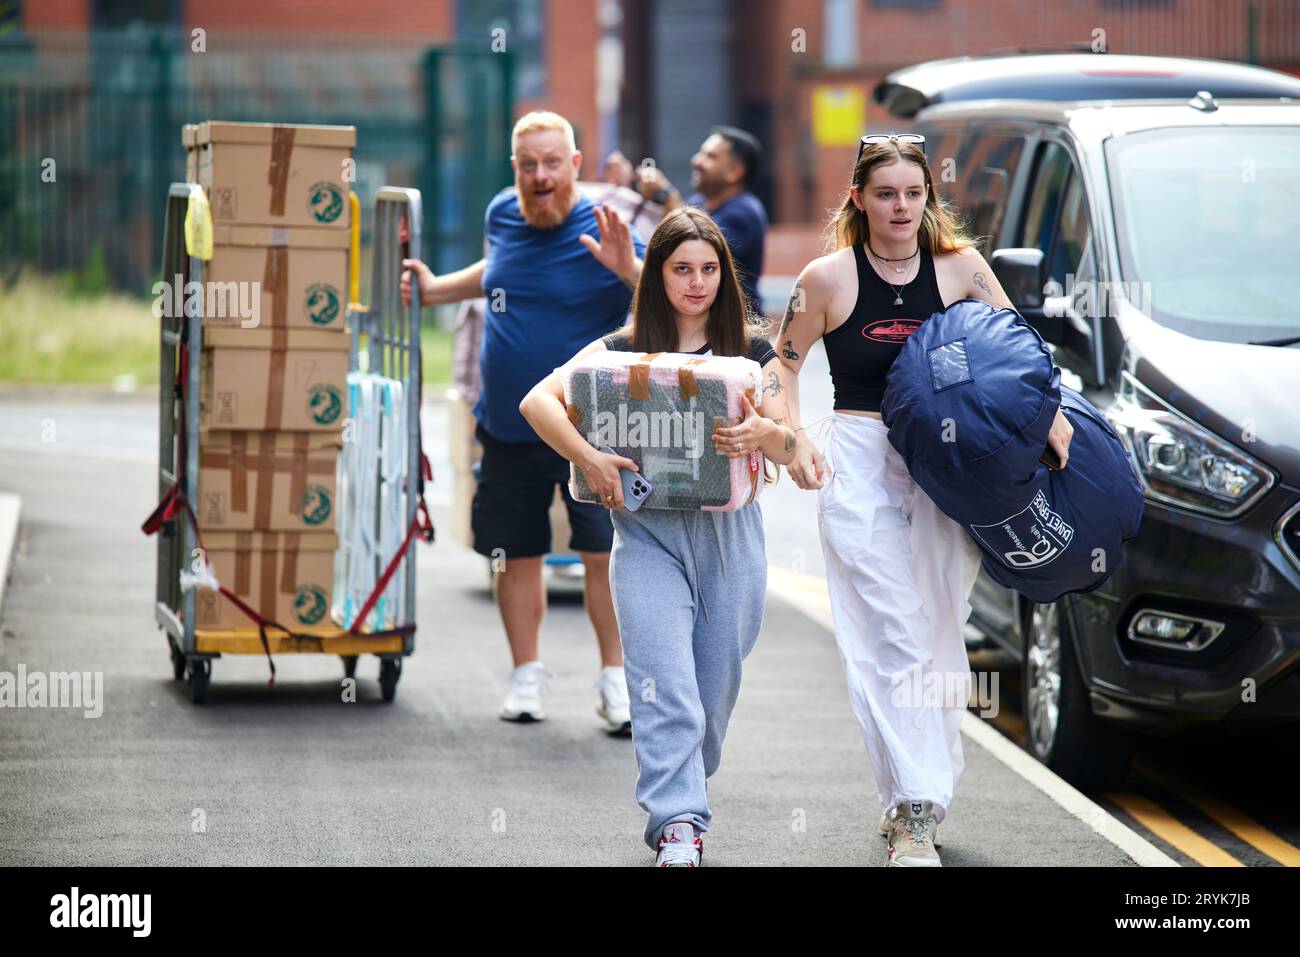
{"left": 958, "top": 133, "right": 1026, "bottom": 254}
{"left": 1107, "top": 126, "right": 1300, "bottom": 343}
{"left": 1019, "top": 141, "right": 1092, "bottom": 290}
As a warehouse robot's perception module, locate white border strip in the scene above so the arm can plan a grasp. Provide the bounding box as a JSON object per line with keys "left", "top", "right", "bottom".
{"left": 0, "top": 492, "right": 21, "bottom": 619}
{"left": 767, "top": 565, "right": 1178, "bottom": 867}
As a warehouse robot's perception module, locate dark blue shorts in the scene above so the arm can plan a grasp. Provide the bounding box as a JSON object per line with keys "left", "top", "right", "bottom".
{"left": 471, "top": 422, "right": 614, "bottom": 559}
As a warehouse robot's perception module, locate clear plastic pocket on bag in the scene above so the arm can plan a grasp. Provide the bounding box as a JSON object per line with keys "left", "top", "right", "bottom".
{"left": 928, "top": 338, "right": 973, "bottom": 392}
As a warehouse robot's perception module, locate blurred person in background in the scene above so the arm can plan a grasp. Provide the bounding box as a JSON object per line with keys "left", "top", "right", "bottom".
{"left": 402, "top": 111, "right": 646, "bottom": 733}
{"left": 605, "top": 126, "right": 767, "bottom": 314}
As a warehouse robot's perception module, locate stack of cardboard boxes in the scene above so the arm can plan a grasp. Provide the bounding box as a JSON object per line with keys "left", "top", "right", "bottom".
{"left": 181, "top": 121, "right": 356, "bottom": 631}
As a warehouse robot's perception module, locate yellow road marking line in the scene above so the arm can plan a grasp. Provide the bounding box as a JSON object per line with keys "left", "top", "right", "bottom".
{"left": 1104, "top": 791, "right": 1244, "bottom": 867}
{"left": 1132, "top": 755, "right": 1300, "bottom": 866}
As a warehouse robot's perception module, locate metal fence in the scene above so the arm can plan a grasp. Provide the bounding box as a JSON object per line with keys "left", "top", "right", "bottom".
{"left": 0, "top": 29, "right": 513, "bottom": 294}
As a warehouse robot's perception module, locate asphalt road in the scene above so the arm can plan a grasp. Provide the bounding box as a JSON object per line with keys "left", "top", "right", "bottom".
{"left": 0, "top": 387, "right": 1152, "bottom": 866}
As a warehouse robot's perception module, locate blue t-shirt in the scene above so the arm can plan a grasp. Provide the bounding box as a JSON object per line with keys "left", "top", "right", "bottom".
{"left": 475, "top": 189, "right": 646, "bottom": 443}
{"left": 687, "top": 190, "right": 768, "bottom": 312}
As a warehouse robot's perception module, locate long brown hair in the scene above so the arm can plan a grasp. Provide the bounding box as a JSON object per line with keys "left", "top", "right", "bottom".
{"left": 824, "top": 141, "right": 975, "bottom": 255}
{"left": 627, "top": 206, "right": 761, "bottom": 354}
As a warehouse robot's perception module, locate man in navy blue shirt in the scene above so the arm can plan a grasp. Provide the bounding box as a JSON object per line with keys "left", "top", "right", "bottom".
{"left": 402, "top": 112, "right": 645, "bottom": 732}
{"left": 607, "top": 126, "right": 768, "bottom": 312}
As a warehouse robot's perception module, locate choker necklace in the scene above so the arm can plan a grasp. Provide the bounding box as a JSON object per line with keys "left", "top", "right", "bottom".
{"left": 866, "top": 239, "right": 919, "bottom": 274}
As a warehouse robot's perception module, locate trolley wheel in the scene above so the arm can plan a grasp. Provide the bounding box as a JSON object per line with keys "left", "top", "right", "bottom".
{"left": 379, "top": 658, "right": 401, "bottom": 703}
{"left": 342, "top": 655, "right": 359, "bottom": 679}
{"left": 187, "top": 659, "right": 211, "bottom": 704}
{"left": 169, "top": 640, "right": 186, "bottom": 681}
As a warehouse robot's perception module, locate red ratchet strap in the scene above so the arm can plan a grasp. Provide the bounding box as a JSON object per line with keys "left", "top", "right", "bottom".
{"left": 141, "top": 492, "right": 284, "bottom": 685}
{"left": 347, "top": 498, "right": 434, "bottom": 636}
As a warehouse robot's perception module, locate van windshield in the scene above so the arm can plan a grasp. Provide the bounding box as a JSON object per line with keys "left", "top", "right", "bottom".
{"left": 1106, "top": 127, "right": 1300, "bottom": 343}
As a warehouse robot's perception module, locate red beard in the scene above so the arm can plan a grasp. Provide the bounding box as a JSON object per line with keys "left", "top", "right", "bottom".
{"left": 517, "top": 178, "right": 576, "bottom": 229}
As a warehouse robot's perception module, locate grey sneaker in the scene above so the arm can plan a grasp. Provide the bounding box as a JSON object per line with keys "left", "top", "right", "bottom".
{"left": 886, "top": 800, "right": 942, "bottom": 867}
{"left": 880, "top": 810, "right": 942, "bottom": 848}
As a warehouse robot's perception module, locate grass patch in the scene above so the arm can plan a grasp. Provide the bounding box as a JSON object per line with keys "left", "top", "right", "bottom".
{"left": 0, "top": 271, "right": 455, "bottom": 388}
{"left": 0, "top": 272, "right": 158, "bottom": 386}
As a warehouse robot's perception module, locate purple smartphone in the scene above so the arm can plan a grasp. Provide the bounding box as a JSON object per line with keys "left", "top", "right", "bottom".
{"left": 599, "top": 446, "right": 654, "bottom": 511}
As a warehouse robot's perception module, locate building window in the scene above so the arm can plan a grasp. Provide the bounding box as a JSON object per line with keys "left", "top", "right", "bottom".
{"left": 457, "top": 0, "right": 546, "bottom": 100}
{"left": 824, "top": 0, "right": 858, "bottom": 67}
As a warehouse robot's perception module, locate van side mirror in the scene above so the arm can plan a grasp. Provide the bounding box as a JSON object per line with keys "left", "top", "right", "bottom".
{"left": 990, "top": 247, "right": 1063, "bottom": 343}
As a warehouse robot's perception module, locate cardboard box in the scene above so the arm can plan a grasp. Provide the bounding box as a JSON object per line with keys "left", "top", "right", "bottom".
{"left": 206, "top": 224, "right": 349, "bottom": 331}
{"left": 195, "top": 531, "right": 337, "bottom": 630}
{"left": 196, "top": 121, "right": 355, "bottom": 229}
{"left": 201, "top": 327, "right": 349, "bottom": 432}
{"left": 198, "top": 431, "right": 342, "bottom": 532}
{"left": 182, "top": 123, "right": 199, "bottom": 183}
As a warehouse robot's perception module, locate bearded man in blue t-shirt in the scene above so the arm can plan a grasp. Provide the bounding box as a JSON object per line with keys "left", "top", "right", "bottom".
{"left": 402, "top": 111, "right": 646, "bottom": 733}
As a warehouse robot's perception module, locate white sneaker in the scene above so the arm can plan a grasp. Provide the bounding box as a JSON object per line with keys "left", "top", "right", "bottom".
{"left": 655, "top": 821, "right": 702, "bottom": 867}
{"left": 886, "top": 800, "right": 942, "bottom": 867}
{"left": 500, "top": 661, "right": 550, "bottom": 722}
{"left": 595, "top": 665, "right": 632, "bottom": 735}
{"left": 880, "top": 810, "right": 941, "bottom": 848}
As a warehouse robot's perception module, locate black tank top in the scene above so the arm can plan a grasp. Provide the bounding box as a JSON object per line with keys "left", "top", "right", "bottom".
{"left": 822, "top": 243, "right": 947, "bottom": 413}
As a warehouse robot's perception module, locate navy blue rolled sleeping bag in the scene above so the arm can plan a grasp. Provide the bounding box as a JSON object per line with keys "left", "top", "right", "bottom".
{"left": 880, "top": 298, "right": 1144, "bottom": 604}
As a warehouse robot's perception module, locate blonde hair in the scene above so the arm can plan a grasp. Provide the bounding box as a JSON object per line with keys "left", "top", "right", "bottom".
{"left": 511, "top": 110, "right": 577, "bottom": 156}
{"left": 824, "top": 141, "right": 975, "bottom": 256}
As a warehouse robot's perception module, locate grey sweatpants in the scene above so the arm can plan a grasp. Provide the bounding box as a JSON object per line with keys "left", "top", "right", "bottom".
{"left": 609, "top": 502, "right": 767, "bottom": 850}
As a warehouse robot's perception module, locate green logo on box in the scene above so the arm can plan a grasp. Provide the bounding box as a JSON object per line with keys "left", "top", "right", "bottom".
{"left": 308, "top": 383, "right": 342, "bottom": 425}
{"left": 305, "top": 283, "right": 341, "bottom": 326}
{"left": 301, "top": 484, "right": 331, "bottom": 526}
{"left": 309, "top": 181, "right": 344, "bottom": 224}
{"left": 294, "top": 584, "right": 328, "bottom": 625}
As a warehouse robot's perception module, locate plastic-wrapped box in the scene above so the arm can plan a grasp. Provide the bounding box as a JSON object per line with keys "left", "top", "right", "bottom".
{"left": 561, "top": 350, "right": 765, "bottom": 511}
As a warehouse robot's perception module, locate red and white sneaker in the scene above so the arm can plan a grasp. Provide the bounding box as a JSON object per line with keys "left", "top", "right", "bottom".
{"left": 655, "top": 822, "right": 703, "bottom": 867}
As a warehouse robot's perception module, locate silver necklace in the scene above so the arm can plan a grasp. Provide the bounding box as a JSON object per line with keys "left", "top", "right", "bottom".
{"left": 866, "top": 242, "right": 919, "bottom": 307}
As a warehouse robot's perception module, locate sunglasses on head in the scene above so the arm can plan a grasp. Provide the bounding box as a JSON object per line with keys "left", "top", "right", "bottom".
{"left": 857, "top": 133, "right": 926, "bottom": 162}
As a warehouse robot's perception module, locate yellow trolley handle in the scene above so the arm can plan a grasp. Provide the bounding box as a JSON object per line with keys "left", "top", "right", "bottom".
{"left": 348, "top": 190, "right": 362, "bottom": 311}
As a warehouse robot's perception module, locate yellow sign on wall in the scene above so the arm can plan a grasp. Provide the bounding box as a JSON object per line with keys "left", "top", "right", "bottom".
{"left": 812, "top": 85, "right": 866, "bottom": 147}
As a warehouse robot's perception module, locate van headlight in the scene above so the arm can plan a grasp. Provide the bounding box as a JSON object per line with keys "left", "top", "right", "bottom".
{"left": 1105, "top": 372, "right": 1274, "bottom": 518}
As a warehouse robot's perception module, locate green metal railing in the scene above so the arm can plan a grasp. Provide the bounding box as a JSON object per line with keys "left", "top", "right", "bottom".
{"left": 0, "top": 29, "right": 513, "bottom": 294}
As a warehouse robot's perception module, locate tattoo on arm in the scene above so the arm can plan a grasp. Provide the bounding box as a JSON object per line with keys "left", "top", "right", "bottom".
{"left": 973, "top": 271, "right": 993, "bottom": 296}
{"left": 783, "top": 429, "right": 795, "bottom": 453}
{"left": 781, "top": 339, "right": 800, "bottom": 361}
{"left": 764, "top": 370, "right": 783, "bottom": 397}
{"left": 778, "top": 280, "right": 803, "bottom": 337}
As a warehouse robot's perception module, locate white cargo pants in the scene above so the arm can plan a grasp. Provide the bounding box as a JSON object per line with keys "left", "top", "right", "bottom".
{"left": 817, "top": 412, "right": 982, "bottom": 825}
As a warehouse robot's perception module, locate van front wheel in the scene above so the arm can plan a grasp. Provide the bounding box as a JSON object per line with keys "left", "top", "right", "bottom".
{"left": 1022, "top": 599, "right": 1131, "bottom": 791}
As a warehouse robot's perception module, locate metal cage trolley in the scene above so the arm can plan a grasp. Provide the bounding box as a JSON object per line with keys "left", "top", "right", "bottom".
{"left": 145, "top": 184, "right": 433, "bottom": 703}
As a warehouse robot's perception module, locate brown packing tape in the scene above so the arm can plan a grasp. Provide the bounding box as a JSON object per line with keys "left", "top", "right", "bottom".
{"left": 255, "top": 433, "right": 275, "bottom": 529}
{"left": 629, "top": 352, "right": 664, "bottom": 401}
{"left": 259, "top": 535, "right": 278, "bottom": 617}
{"left": 267, "top": 328, "right": 288, "bottom": 432}
{"left": 261, "top": 245, "right": 289, "bottom": 329}
{"left": 235, "top": 532, "right": 252, "bottom": 595}
{"left": 678, "top": 357, "right": 708, "bottom": 401}
{"left": 268, "top": 126, "right": 296, "bottom": 217}
{"left": 259, "top": 240, "right": 291, "bottom": 431}
{"left": 280, "top": 532, "right": 300, "bottom": 595}
{"left": 289, "top": 434, "right": 309, "bottom": 516}
{"left": 230, "top": 432, "right": 249, "bottom": 514}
